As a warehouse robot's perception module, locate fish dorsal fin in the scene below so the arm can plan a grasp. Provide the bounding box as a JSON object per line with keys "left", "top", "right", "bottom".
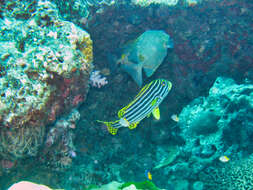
{"left": 152, "top": 107, "right": 160, "bottom": 120}
{"left": 134, "top": 80, "right": 153, "bottom": 100}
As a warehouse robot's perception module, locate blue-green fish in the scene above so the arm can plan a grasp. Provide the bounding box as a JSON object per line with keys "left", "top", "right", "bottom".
{"left": 117, "top": 30, "right": 173, "bottom": 86}
{"left": 97, "top": 79, "right": 172, "bottom": 135}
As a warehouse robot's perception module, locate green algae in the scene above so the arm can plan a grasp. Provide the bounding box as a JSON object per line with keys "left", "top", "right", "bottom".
{"left": 120, "top": 181, "right": 160, "bottom": 190}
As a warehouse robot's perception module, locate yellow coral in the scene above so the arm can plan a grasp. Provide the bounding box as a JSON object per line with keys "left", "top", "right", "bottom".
{"left": 76, "top": 35, "right": 93, "bottom": 63}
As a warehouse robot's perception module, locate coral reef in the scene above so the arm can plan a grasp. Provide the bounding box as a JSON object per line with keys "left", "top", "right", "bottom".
{"left": 40, "top": 109, "right": 80, "bottom": 170}
{"left": 176, "top": 77, "right": 253, "bottom": 174}
{"left": 199, "top": 155, "right": 253, "bottom": 190}
{"left": 51, "top": 0, "right": 116, "bottom": 28}
{"left": 131, "top": 0, "right": 179, "bottom": 7}
{"left": 0, "top": 0, "right": 252, "bottom": 189}
{"left": 0, "top": 1, "right": 37, "bottom": 20}
{"left": 0, "top": 0, "right": 92, "bottom": 160}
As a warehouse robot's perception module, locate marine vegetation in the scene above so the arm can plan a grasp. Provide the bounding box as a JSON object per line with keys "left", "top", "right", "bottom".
{"left": 120, "top": 180, "right": 161, "bottom": 190}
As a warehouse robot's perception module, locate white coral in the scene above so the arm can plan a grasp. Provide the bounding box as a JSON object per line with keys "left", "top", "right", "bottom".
{"left": 89, "top": 70, "right": 108, "bottom": 88}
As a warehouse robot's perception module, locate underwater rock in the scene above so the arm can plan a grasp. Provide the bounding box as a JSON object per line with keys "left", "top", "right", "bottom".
{"left": 0, "top": 0, "right": 92, "bottom": 160}
{"left": 177, "top": 77, "right": 253, "bottom": 173}
{"left": 117, "top": 30, "right": 173, "bottom": 86}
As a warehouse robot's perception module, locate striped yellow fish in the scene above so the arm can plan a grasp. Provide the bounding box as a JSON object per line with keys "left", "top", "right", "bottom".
{"left": 97, "top": 79, "right": 172, "bottom": 135}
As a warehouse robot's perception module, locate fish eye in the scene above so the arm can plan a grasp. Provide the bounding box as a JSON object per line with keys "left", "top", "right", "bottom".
{"left": 161, "top": 81, "right": 166, "bottom": 86}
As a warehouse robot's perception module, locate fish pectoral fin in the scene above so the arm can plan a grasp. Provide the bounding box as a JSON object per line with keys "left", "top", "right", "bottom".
{"left": 128, "top": 122, "right": 138, "bottom": 129}
{"left": 152, "top": 107, "right": 160, "bottom": 120}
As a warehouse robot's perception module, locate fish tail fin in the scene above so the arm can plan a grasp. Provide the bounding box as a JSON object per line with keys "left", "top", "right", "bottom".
{"left": 107, "top": 125, "right": 118, "bottom": 135}
{"left": 96, "top": 120, "right": 119, "bottom": 135}
{"left": 121, "top": 63, "right": 143, "bottom": 86}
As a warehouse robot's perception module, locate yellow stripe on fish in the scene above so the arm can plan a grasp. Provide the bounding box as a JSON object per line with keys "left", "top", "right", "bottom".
{"left": 97, "top": 79, "right": 172, "bottom": 135}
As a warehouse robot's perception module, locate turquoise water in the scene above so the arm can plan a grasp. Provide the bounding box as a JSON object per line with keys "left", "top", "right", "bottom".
{"left": 0, "top": 0, "right": 252, "bottom": 189}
